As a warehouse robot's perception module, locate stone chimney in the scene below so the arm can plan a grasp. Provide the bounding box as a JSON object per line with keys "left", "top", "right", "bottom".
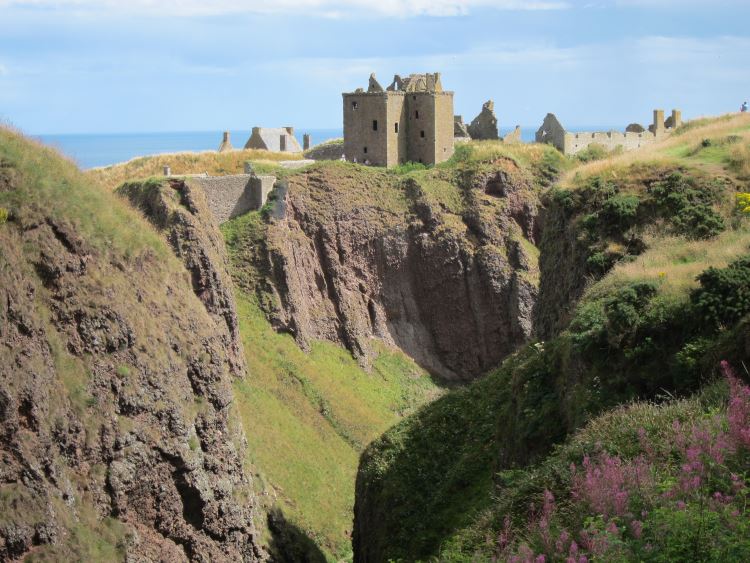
{"left": 163, "top": 165, "right": 171, "bottom": 177}
{"left": 303, "top": 133, "right": 311, "bottom": 151}
{"left": 653, "top": 109, "right": 665, "bottom": 134}
{"left": 671, "top": 109, "right": 682, "bottom": 129}
{"left": 218, "top": 131, "right": 233, "bottom": 152}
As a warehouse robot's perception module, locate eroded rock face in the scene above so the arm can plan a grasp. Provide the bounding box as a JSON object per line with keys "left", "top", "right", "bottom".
{"left": 0, "top": 174, "right": 262, "bottom": 560}
{"left": 468, "top": 100, "right": 499, "bottom": 140}
{"left": 255, "top": 161, "right": 539, "bottom": 382}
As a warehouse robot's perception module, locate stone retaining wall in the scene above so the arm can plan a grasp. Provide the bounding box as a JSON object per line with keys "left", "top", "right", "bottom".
{"left": 188, "top": 174, "right": 276, "bottom": 224}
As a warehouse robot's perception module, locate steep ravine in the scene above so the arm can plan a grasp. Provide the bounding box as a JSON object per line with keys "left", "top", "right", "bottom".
{"left": 0, "top": 130, "right": 264, "bottom": 561}
{"left": 249, "top": 160, "right": 545, "bottom": 383}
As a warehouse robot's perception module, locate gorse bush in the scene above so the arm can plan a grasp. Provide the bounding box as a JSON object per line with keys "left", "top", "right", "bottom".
{"left": 692, "top": 256, "right": 750, "bottom": 328}
{"left": 500, "top": 362, "right": 750, "bottom": 563}
{"left": 648, "top": 172, "right": 725, "bottom": 239}
{"left": 736, "top": 192, "right": 750, "bottom": 215}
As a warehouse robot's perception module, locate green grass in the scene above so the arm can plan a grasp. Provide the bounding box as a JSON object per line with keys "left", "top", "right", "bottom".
{"left": 0, "top": 127, "right": 170, "bottom": 261}
{"left": 232, "top": 292, "right": 443, "bottom": 560}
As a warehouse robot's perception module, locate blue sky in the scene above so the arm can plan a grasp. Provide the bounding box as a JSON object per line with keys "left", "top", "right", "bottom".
{"left": 1, "top": 0, "right": 748, "bottom": 134}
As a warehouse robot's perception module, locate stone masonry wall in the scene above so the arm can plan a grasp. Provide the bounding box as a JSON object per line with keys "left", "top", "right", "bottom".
{"left": 343, "top": 92, "right": 390, "bottom": 165}
{"left": 563, "top": 130, "right": 658, "bottom": 155}
{"left": 189, "top": 174, "right": 276, "bottom": 224}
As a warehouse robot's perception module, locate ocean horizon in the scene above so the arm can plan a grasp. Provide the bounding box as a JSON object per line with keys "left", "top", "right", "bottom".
{"left": 35, "top": 125, "right": 621, "bottom": 170}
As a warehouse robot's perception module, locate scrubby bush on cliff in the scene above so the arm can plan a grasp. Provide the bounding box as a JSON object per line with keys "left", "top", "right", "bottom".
{"left": 692, "top": 256, "right": 750, "bottom": 329}
{"left": 648, "top": 172, "right": 725, "bottom": 240}
{"left": 498, "top": 362, "right": 750, "bottom": 563}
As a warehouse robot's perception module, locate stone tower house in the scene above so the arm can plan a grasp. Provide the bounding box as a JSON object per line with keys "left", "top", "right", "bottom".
{"left": 343, "top": 72, "right": 454, "bottom": 167}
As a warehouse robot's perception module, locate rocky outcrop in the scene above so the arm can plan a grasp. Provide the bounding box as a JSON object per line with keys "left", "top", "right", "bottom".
{"left": 468, "top": 100, "right": 499, "bottom": 140}
{"left": 0, "top": 131, "right": 263, "bottom": 561}
{"left": 251, "top": 161, "right": 540, "bottom": 382}
{"left": 119, "top": 178, "right": 246, "bottom": 378}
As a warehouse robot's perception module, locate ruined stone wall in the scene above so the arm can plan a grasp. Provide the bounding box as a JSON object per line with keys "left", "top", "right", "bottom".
{"left": 189, "top": 174, "right": 276, "bottom": 224}
{"left": 563, "top": 130, "right": 657, "bottom": 155}
{"left": 343, "top": 92, "right": 389, "bottom": 165}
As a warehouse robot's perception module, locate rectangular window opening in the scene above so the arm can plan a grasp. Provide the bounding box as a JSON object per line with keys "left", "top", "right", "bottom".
{"left": 372, "top": 120, "right": 378, "bottom": 131}
{"left": 363, "top": 147, "right": 368, "bottom": 154}
{"left": 352, "top": 101, "right": 358, "bottom": 110}
{"left": 420, "top": 130, "right": 425, "bottom": 138}
{"left": 415, "top": 110, "right": 419, "bottom": 119}
{"left": 394, "top": 122, "right": 399, "bottom": 133}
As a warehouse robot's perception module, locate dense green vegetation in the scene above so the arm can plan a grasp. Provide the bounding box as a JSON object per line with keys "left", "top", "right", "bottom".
{"left": 354, "top": 114, "right": 750, "bottom": 562}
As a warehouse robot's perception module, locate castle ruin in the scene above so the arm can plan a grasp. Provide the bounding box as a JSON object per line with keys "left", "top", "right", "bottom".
{"left": 244, "top": 127, "right": 303, "bottom": 153}
{"left": 342, "top": 72, "right": 454, "bottom": 167}
{"left": 536, "top": 109, "right": 683, "bottom": 156}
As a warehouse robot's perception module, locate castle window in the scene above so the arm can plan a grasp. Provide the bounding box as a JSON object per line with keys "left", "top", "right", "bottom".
{"left": 373, "top": 120, "right": 378, "bottom": 131}
{"left": 364, "top": 147, "right": 368, "bottom": 154}
{"left": 413, "top": 96, "right": 416, "bottom": 101}
{"left": 420, "top": 130, "right": 425, "bottom": 138}
{"left": 415, "top": 110, "right": 419, "bottom": 119}
{"left": 352, "top": 101, "right": 358, "bottom": 110}
{"left": 394, "top": 122, "right": 399, "bottom": 133}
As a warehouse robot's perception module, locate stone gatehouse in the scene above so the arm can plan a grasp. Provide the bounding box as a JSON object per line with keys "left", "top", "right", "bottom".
{"left": 342, "top": 72, "right": 454, "bottom": 167}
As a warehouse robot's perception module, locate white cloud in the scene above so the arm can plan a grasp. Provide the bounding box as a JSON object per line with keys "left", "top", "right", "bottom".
{"left": 0, "top": 0, "right": 569, "bottom": 17}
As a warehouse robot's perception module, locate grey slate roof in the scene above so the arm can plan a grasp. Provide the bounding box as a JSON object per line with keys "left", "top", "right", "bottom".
{"left": 244, "top": 128, "right": 303, "bottom": 153}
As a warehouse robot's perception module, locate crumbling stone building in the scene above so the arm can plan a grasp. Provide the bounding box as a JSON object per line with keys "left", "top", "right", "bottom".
{"left": 536, "top": 109, "right": 682, "bottom": 156}
{"left": 342, "top": 72, "right": 454, "bottom": 167}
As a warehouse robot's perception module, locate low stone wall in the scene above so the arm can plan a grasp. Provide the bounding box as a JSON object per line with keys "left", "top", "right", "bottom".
{"left": 304, "top": 139, "right": 344, "bottom": 161}
{"left": 188, "top": 174, "right": 276, "bottom": 224}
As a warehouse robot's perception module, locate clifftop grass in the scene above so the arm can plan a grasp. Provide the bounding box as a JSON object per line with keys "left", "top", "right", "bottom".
{"left": 0, "top": 127, "right": 171, "bottom": 261}
{"left": 88, "top": 147, "right": 304, "bottom": 190}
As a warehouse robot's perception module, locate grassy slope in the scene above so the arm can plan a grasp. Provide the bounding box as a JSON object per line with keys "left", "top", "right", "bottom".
{"left": 232, "top": 294, "right": 443, "bottom": 561}
{"left": 354, "top": 114, "right": 750, "bottom": 561}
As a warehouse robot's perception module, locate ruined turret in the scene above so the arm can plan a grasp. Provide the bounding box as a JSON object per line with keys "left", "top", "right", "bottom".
{"left": 218, "top": 131, "right": 233, "bottom": 152}
{"left": 468, "top": 100, "right": 499, "bottom": 140}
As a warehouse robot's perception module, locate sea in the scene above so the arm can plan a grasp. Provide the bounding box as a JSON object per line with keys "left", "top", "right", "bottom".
{"left": 35, "top": 126, "right": 605, "bottom": 170}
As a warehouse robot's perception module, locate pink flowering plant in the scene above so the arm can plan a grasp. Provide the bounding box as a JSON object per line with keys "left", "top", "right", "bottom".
{"left": 495, "top": 361, "right": 750, "bottom": 562}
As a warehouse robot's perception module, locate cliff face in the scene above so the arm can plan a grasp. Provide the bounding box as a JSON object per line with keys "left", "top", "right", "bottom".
{"left": 256, "top": 160, "right": 541, "bottom": 382}
{"left": 0, "top": 131, "right": 263, "bottom": 561}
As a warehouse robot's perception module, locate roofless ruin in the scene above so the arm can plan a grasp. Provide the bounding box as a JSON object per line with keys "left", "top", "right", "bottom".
{"left": 343, "top": 72, "right": 455, "bottom": 168}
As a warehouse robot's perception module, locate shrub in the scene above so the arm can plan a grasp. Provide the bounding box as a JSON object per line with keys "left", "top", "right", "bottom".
{"left": 600, "top": 194, "right": 640, "bottom": 233}
{"left": 649, "top": 173, "right": 725, "bottom": 239}
{"left": 0, "top": 207, "right": 8, "bottom": 224}
{"left": 736, "top": 192, "right": 750, "bottom": 215}
{"left": 502, "top": 362, "right": 750, "bottom": 562}
{"left": 576, "top": 143, "right": 610, "bottom": 163}
{"left": 691, "top": 256, "right": 750, "bottom": 328}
